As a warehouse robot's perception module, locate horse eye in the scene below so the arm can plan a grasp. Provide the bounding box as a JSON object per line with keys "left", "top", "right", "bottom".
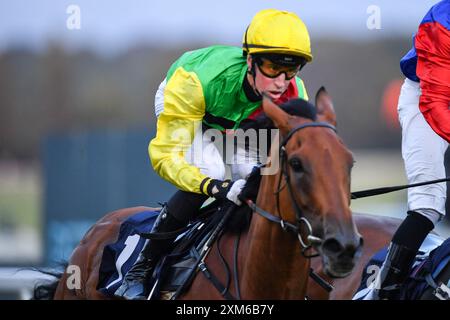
{"left": 289, "top": 158, "right": 304, "bottom": 172}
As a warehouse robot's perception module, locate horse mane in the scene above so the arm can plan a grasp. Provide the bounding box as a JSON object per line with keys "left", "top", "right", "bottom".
{"left": 226, "top": 98, "right": 317, "bottom": 233}
{"left": 239, "top": 98, "right": 317, "bottom": 131}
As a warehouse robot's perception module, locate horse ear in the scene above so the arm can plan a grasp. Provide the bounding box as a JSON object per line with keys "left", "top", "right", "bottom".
{"left": 315, "top": 86, "right": 337, "bottom": 126}
{"left": 262, "top": 94, "right": 291, "bottom": 134}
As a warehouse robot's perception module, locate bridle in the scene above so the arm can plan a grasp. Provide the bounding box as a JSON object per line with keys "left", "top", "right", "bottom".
{"left": 166, "top": 121, "right": 339, "bottom": 300}
{"left": 247, "top": 121, "right": 337, "bottom": 258}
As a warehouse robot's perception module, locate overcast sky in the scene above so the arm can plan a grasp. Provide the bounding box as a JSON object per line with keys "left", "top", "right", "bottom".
{"left": 0, "top": 0, "right": 440, "bottom": 55}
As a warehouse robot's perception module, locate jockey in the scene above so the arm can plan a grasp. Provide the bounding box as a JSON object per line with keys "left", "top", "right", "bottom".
{"left": 114, "top": 9, "right": 313, "bottom": 300}
{"left": 372, "top": 0, "right": 450, "bottom": 300}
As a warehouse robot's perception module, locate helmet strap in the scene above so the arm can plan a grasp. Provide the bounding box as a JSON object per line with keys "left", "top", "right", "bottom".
{"left": 247, "top": 59, "right": 262, "bottom": 98}
{"left": 244, "top": 26, "right": 250, "bottom": 55}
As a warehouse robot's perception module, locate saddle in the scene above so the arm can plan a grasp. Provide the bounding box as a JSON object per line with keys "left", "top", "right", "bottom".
{"left": 96, "top": 200, "right": 241, "bottom": 299}
{"left": 402, "top": 237, "right": 450, "bottom": 300}
{"left": 353, "top": 234, "right": 450, "bottom": 300}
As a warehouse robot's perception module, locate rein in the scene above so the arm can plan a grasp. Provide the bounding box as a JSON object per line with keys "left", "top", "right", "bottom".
{"left": 351, "top": 177, "right": 450, "bottom": 199}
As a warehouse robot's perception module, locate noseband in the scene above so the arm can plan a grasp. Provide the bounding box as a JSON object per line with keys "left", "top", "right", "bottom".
{"left": 248, "top": 121, "right": 337, "bottom": 258}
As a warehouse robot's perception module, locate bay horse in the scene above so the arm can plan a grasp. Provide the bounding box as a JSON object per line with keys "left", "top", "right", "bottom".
{"left": 38, "top": 89, "right": 365, "bottom": 300}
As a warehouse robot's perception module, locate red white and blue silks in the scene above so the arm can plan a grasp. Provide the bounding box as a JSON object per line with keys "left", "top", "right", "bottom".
{"left": 400, "top": 0, "right": 450, "bottom": 142}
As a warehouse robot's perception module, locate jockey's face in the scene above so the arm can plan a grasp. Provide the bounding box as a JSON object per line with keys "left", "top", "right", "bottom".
{"left": 247, "top": 55, "right": 295, "bottom": 101}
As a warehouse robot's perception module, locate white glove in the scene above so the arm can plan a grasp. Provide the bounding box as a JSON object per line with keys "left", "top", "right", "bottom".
{"left": 226, "top": 179, "right": 246, "bottom": 206}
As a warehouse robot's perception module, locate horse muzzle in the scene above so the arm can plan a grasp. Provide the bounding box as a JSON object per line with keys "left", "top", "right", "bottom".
{"left": 319, "top": 234, "right": 364, "bottom": 278}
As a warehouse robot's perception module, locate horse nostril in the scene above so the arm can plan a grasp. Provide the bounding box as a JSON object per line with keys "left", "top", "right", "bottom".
{"left": 322, "top": 238, "right": 344, "bottom": 255}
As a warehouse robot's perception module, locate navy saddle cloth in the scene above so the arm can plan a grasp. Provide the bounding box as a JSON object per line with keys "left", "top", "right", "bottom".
{"left": 96, "top": 202, "right": 225, "bottom": 298}
{"left": 353, "top": 234, "right": 450, "bottom": 300}
{"left": 96, "top": 209, "right": 160, "bottom": 296}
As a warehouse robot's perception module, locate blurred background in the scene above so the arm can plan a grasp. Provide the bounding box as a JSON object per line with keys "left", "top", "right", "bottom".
{"left": 0, "top": 0, "right": 449, "bottom": 298}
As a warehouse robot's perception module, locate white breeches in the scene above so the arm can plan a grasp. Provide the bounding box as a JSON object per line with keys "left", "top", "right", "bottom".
{"left": 397, "top": 78, "right": 448, "bottom": 225}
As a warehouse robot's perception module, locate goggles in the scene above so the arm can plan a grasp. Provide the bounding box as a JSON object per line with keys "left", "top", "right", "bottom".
{"left": 255, "top": 57, "right": 303, "bottom": 80}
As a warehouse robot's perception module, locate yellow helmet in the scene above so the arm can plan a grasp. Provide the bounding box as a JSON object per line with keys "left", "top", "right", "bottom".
{"left": 243, "top": 9, "right": 313, "bottom": 62}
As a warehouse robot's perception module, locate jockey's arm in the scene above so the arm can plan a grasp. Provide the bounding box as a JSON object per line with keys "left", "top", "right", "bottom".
{"left": 149, "top": 67, "right": 211, "bottom": 194}
{"left": 416, "top": 20, "right": 450, "bottom": 143}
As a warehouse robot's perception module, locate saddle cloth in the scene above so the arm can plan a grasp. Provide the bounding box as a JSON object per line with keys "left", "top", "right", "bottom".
{"left": 96, "top": 204, "right": 223, "bottom": 299}
{"left": 96, "top": 210, "right": 160, "bottom": 296}
{"left": 352, "top": 233, "right": 449, "bottom": 300}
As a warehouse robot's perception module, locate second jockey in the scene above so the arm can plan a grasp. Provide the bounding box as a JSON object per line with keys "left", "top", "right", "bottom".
{"left": 371, "top": 0, "right": 450, "bottom": 300}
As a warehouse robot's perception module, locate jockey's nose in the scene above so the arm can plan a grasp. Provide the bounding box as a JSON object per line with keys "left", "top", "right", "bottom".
{"left": 273, "top": 73, "right": 287, "bottom": 87}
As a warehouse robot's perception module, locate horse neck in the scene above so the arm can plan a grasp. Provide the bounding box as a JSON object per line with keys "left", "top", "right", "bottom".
{"left": 239, "top": 169, "right": 310, "bottom": 299}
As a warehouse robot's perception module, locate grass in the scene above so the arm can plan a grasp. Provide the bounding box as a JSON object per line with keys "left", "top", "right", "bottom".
{"left": 0, "top": 192, "right": 41, "bottom": 229}
{"left": 0, "top": 162, "right": 41, "bottom": 231}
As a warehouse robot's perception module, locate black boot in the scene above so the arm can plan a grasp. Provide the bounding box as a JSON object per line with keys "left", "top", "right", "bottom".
{"left": 374, "top": 242, "right": 417, "bottom": 300}
{"left": 114, "top": 205, "right": 186, "bottom": 300}
{"left": 371, "top": 211, "right": 435, "bottom": 300}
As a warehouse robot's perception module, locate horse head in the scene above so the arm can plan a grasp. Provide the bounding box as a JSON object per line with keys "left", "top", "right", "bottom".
{"left": 262, "top": 88, "right": 363, "bottom": 278}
